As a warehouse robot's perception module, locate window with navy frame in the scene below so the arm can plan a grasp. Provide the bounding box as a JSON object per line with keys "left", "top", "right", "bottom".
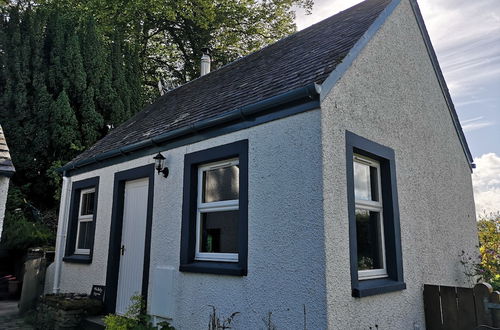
{"left": 63, "top": 176, "right": 99, "bottom": 264}
{"left": 179, "top": 140, "right": 248, "bottom": 276}
{"left": 345, "top": 131, "right": 405, "bottom": 297}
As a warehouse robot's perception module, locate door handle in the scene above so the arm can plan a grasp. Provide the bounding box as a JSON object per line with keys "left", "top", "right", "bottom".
{"left": 120, "top": 245, "right": 125, "bottom": 256}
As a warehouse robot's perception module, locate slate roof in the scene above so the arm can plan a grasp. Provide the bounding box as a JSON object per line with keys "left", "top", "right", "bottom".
{"left": 0, "top": 125, "right": 15, "bottom": 176}
{"left": 69, "top": 0, "right": 392, "bottom": 166}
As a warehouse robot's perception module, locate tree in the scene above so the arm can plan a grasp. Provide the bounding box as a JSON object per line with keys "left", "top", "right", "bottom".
{"left": 80, "top": 87, "right": 104, "bottom": 147}
{"left": 460, "top": 213, "right": 500, "bottom": 290}
{"left": 50, "top": 90, "right": 81, "bottom": 154}
{"left": 38, "top": 0, "right": 312, "bottom": 97}
{"left": 477, "top": 212, "right": 500, "bottom": 290}
{"left": 0, "top": 5, "right": 144, "bottom": 249}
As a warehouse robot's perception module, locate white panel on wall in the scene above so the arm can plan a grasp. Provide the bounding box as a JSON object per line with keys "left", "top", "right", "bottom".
{"left": 151, "top": 266, "right": 175, "bottom": 319}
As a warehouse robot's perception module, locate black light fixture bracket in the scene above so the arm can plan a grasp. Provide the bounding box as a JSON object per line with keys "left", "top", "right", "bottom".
{"left": 153, "top": 152, "right": 169, "bottom": 178}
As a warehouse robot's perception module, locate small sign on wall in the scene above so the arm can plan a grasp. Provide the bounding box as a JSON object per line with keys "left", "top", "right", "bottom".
{"left": 90, "top": 285, "right": 106, "bottom": 301}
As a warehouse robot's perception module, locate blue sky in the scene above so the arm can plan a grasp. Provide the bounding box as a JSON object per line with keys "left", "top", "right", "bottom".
{"left": 296, "top": 0, "right": 500, "bottom": 215}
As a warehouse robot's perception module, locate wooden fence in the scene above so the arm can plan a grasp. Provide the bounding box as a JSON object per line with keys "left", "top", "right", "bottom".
{"left": 424, "top": 283, "right": 500, "bottom": 330}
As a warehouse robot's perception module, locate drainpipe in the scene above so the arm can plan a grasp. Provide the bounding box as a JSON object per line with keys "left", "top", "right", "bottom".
{"left": 52, "top": 173, "right": 71, "bottom": 293}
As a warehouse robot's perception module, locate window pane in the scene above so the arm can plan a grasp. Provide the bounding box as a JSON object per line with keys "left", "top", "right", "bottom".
{"left": 356, "top": 209, "right": 384, "bottom": 270}
{"left": 77, "top": 221, "right": 92, "bottom": 250}
{"left": 200, "top": 211, "right": 238, "bottom": 253}
{"left": 354, "top": 161, "right": 378, "bottom": 201}
{"left": 81, "top": 192, "right": 95, "bottom": 216}
{"left": 202, "top": 165, "right": 239, "bottom": 203}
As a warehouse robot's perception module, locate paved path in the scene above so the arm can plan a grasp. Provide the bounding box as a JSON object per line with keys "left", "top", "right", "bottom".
{"left": 0, "top": 301, "right": 33, "bottom": 330}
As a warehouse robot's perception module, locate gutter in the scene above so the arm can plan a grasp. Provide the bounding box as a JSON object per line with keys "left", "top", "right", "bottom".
{"left": 59, "top": 83, "right": 321, "bottom": 174}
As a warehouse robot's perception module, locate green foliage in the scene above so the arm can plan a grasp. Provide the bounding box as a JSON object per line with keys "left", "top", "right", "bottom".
{"left": 0, "top": 5, "right": 144, "bottom": 249}
{"left": 459, "top": 212, "right": 500, "bottom": 291}
{"left": 80, "top": 87, "right": 104, "bottom": 147}
{"left": 46, "top": 160, "right": 64, "bottom": 201}
{"left": 0, "top": 185, "right": 55, "bottom": 249}
{"left": 1, "top": 207, "right": 54, "bottom": 250}
{"left": 50, "top": 90, "right": 81, "bottom": 152}
{"left": 36, "top": 0, "right": 312, "bottom": 94}
{"left": 104, "top": 295, "right": 174, "bottom": 330}
{"left": 478, "top": 212, "right": 500, "bottom": 290}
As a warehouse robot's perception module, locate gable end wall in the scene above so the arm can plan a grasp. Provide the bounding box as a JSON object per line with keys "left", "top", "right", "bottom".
{"left": 321, "top": 0, "right": 477, "bottom": 328}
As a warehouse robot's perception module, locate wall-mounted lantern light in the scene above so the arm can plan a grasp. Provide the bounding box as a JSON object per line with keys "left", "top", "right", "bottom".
{"left": 154, "top": 152, "right": 169, "bottom": 178}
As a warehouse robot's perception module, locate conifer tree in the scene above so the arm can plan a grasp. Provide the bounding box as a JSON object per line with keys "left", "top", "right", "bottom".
{"left": 50, "top": 90, "right": 80, "bottom": 151}
{"left": 80, "top": 86, "right": 103, "bottom": 147}
{"left": 44, "top": 11, "right": 67, "bottom": 96}
{"left": 63, "top": 33, "right": 86, "bottom": 105}
{"left": 110, "top": 34, "right": 130, "bottom": 124}
{"left": 95, "top": 55, "right": 116, "bottom": 127}
{"left": 124, "top": 44, "right": 143, "bottom": 116}
{"left": 80, "top": 17, "right": 103, "bottom": 93}
{"left": 25, "top": 9, "right": 50, "bottom": 177}
{"left": 2, "top": 8, "right": 30, "bottom": 173}
{"left": 0, "top": 5, "right": 145, "bottom": 248}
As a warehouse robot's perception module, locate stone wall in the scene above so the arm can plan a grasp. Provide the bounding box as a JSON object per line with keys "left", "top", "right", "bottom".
{"left": 35, "top": 294, "right": 103, "bottom": 330}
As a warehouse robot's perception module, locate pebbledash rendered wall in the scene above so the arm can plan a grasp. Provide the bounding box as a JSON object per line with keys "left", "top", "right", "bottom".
{"left": 0, "top": 176, "right": 10, "bottom": 239}
{"left": 49, "top": 109, "right": 329, "bottom": 329}
{"left": 321, "top": 0, "right": 478, "bottom": 329}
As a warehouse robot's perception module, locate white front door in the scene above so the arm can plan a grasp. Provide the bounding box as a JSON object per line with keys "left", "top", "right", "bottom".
{"left": 115, "top": 178, "right": 149, "bottom": 315}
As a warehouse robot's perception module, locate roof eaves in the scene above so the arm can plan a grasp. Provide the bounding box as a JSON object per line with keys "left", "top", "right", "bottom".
{"left": 58, "top": 83, "right": 321, "bottom": 174}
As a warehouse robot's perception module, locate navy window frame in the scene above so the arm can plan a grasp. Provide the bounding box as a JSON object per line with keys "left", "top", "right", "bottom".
{"left": 346, "top": 131, "right": 406, "bottom": 297}
{"left": 63, "top": 176, "right": 99, "bottom": 264}
{"left": 179, "top": 140, "right": 248, "bottom": 276}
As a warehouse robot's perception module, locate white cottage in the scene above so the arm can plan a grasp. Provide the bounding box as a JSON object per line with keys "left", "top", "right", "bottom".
{"left": 47, "top": 0, "right": 479, "bottom": 328}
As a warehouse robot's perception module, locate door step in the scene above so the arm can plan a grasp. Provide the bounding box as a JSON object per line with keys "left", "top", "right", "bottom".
{"left": 82, "top": 315, "right": 105, "bottom": 330}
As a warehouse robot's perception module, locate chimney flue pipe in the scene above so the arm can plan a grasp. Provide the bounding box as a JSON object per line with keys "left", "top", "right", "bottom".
{"left": 200, "top": 48, "right": 211, "bottom": 76}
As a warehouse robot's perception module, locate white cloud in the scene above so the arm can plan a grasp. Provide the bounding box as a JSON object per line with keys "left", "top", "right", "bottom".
{"left": 390, "top": 0, "right": 500, "bottom": 117}
{"left": 461, "top": 116, "right": 485, "bottom": 124}
{"left": 472, "top": 153, "right": 500, "bottom": 216}
{"left": 461, "top": 116, "right": 495, "bottom": 132}
{"left": 462, "top": 122, "right": 494, "bottom": 132}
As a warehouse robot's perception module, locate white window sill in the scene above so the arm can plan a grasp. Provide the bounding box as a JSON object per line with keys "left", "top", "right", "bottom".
{"left": 195, "top": 252, "right": 238, "bottom": 263}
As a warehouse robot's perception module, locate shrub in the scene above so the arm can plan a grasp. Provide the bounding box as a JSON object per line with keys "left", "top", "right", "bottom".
{"left": 0, "top": 185, "right": 55, "bottom": 250}
{"left": 104, "top": 295, "right": 174, "bottom": 330}
{"left": 459, "top": 212, "right": 500, "bottom": 291}
{"left": 0, "top": 211, "right": 54, "bottom": 250}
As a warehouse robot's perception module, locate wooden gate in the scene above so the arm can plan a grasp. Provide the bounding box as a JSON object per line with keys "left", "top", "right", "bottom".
{"left": 424, "top": 283, "right": 500, "bottom": 330}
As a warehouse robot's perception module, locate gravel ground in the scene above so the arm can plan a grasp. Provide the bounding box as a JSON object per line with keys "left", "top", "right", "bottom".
{"left": 0, "top": 301, "right": 33, "bottom": 330}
